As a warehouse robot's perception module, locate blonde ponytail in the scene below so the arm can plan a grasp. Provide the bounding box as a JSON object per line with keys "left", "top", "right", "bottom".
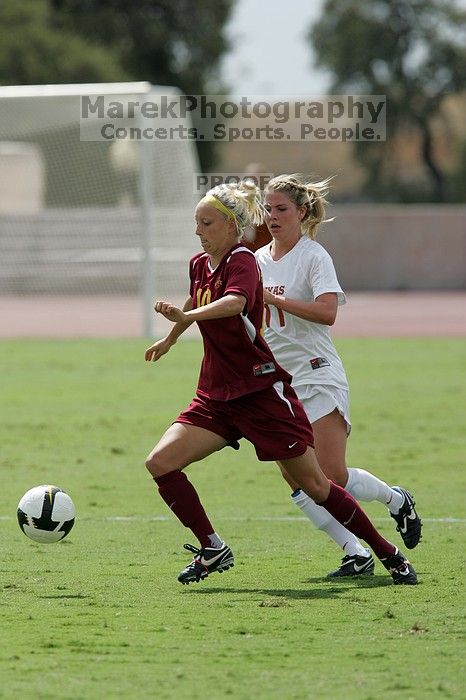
{"left": 265, "top": 174, "right": 333, "bottom": 239}
{"left": 204, "top": 179, "right": 264, "bottom": 239}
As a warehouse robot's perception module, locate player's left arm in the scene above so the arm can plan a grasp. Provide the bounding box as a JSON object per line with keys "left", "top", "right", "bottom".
{"left": 162, "top": 252, "right": 255, "bottom": 323}
{"left": 146, "top": 297, "right": 194, "bottom": 362}
{"left": 263, "top": 290, "right": 338, "bottom": 326}
{"left": 155, "top": 294, "right": 246, "bottom": 323}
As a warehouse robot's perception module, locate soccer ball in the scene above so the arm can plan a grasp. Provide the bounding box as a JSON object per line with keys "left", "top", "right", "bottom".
{"left": 17, "top": 485, "right": 75, "bottom": 543}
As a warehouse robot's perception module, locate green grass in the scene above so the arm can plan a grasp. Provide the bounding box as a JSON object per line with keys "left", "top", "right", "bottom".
{"left": 0, "top": 338, "right": 465, "bottom": 700}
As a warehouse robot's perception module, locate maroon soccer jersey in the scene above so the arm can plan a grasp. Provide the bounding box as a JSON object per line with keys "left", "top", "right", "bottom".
{"left": 189, "top": 244, "right": 291, "bottom": 400}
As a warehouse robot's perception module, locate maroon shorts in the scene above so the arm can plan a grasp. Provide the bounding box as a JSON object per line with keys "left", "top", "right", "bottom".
{"left": 175, "top": 380, "right": 314, "bottom": 461}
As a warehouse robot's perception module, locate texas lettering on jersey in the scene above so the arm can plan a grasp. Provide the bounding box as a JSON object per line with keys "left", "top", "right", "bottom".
{"left": 255, "top": 236, "right": 349, "bottom": 391}
{"left": 265, "top": 285, "right": 285, "bottom": 295}
{"left": 264, "top": 284, "right": 286, "bottom": 328}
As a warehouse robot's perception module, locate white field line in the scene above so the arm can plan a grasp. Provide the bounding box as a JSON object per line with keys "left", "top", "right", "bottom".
{"left": 2, "top": 516, "right": 465, "bottom": 523}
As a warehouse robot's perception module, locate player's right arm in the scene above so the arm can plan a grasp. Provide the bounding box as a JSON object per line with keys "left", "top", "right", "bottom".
{"left": 263, "top": 289, "right": 338, "bottom": 326}
{"left": 145, "top": 297, "right": 193, "bottom": 362}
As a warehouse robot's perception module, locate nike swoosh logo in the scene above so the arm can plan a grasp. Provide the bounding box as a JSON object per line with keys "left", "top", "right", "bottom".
{"left": 288, "top": 441, "right": 298, "bottom": 448}
{"left": 390, "top": 564, "right": 410, "bottom": 575}
{"left": 399, "top": 511, "right": 418, "bottom": 533}
{"left": 199, "top": 549, "right": 227, "bottom": 566}
{"left": 343, "top": 508, "right": 357, "bottom": 526}
{"left": 353, "top": 560, "right": 371, "bottom": 573}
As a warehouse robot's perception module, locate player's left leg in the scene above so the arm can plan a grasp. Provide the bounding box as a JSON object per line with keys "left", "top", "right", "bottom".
{"left": 308, "top": 409, "right": 422, "bottom": 550}
{"left": 345, "top": 471, "right": 422, "bottom": 549}
{"left": 280, "top": 448, "right": 417, "bottom": 585}
{"left": 279, "top": 463, "right": 374, "bottom": 576}
{"left": 233, "top": 382, "right": 416, "bottom": 584}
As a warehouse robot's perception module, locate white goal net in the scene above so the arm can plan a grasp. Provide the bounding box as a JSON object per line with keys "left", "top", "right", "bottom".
{"left": 0, "top": 82, "right": 200, "bottom": 336}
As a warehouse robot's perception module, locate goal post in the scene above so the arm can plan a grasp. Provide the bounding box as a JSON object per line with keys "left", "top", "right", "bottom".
{"left": 0, "top": 82, "right": 201, "bottom": 337}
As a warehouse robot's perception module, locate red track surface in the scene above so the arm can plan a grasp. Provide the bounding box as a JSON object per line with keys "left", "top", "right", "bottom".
{"left": 0, "top": 292, "right": 465, "bottom": 338}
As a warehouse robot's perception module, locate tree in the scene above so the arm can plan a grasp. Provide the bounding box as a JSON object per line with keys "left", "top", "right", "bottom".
{"left": 310, "top": 0, "right": 466, "bottom": 201}
{"left": 50, "top": 0, "right": 233, "bottom": 95}
{"left": 0, "top": 0, "right": 125, "bottom": 85}
{"left": 0, "top": 0, "right": 234, "bottom": 172}
{"left": 0, "top": 0, "right": 234, "bottom": 203}
{"left": 50, "top": 0, "right": 235, "bottom": 169}
{"left": 0, "top": 0, "right": 129, "bottom": 206}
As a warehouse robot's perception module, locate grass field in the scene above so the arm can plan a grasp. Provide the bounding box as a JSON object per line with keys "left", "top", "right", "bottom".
{"left": 0, "top": 338, "right": 465, "bottom": 700}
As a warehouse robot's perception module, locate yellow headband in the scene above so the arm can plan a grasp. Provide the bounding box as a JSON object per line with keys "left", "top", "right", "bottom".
{"left": 200, "top": 194, "right": 236, "bottom": 220}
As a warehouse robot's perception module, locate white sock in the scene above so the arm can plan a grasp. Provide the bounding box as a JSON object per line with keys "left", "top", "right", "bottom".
{"left": 291, "top": 489, "right": 368, "bottom": 558}
{"left": 208, "top": 532, "right": 223, "bottom": 548}
{"left": 346, "top": 467, "right": 404, "bottom": 512}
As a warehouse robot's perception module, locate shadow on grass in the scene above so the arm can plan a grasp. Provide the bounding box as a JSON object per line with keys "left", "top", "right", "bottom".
{"left": 189, "top": 574, "right": 391, "bottom": 600}
{"left": 305, "top": 574, "right": 391, "bottom": 588}
{"left": 38, "top": 593, "right": 88, "bottom": 599}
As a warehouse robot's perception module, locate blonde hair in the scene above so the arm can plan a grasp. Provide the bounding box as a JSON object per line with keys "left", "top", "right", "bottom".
{"left": 264, "top": 174, "right": 333, "bottom": 240}
{"left": 204, "top": 179, "right": 264, "bottom": 239}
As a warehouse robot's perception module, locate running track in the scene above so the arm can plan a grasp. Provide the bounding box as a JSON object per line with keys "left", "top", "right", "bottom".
{"left": 0, "top": 292, "right": 465, "bottom": 338}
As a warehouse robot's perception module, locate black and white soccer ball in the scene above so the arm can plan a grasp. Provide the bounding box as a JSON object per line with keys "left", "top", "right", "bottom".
{"left": 17, "top": 485, "right": 75, "bottom": 543}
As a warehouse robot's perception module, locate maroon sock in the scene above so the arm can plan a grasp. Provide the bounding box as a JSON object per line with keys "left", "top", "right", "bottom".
{"left": 321, "top": 482, "right": 396, "bottom": 560}
{"left": 154, "top": 470, "right": 215, "bottom": 548}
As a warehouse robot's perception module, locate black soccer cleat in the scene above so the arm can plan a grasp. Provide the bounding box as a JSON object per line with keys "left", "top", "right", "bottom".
{"left": 390, "top": 487, "right": 422, "bottom": 549}
{"left": 327, "top": 550, "right": 375, "bottom": 578}
{"left": 381, "top": 548, "right": 418, "bottom": 585}
{"left": 178, "top": 542, "right": 234, "bottom": 584}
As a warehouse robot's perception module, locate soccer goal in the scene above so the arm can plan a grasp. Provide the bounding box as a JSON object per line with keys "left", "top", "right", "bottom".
{"left": 0, "top": 82, "right": 201, "bottom": 336}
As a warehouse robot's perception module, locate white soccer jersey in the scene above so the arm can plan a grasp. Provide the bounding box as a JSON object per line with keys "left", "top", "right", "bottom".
{"left": 255, "top": 236, "right": 349, "bottom": 391}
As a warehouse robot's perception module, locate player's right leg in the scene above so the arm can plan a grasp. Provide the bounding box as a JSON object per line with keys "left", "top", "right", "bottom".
{"left": 145, "top": 421, "right": 227, "bottom": 477}
{"left": 145, "top": 422, "right": 234, "bottom": 584}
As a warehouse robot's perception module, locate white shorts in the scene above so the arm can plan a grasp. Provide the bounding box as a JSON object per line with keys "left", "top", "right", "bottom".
{"left": 295, "top": 384, "right": 351, "bottom": 435}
